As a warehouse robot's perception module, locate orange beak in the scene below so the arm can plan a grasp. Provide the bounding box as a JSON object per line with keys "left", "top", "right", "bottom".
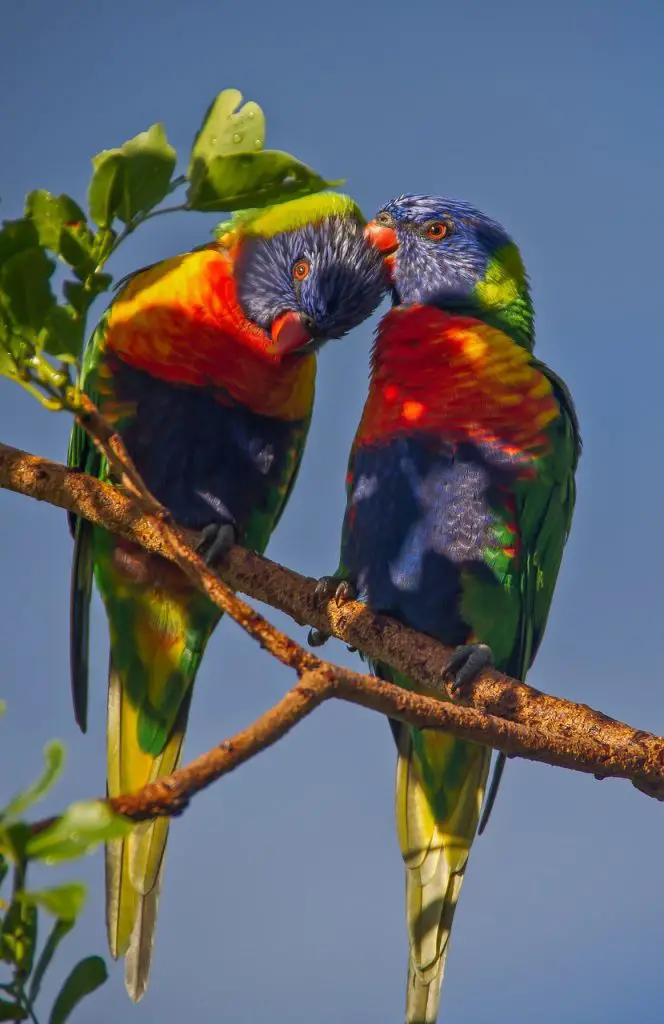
{"left": 270, "top": 311, "right": 315, "bottom": 355}
{"left": 364, "top": 220, "right": 399, "bottom": 254}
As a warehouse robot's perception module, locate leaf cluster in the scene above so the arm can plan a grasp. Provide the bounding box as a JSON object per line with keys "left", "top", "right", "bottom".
{"left": 0, "top": 88, "right": 339, "bottom": 408}
{"left": 0, "top": 704, "right": 131, "bottom": 1022}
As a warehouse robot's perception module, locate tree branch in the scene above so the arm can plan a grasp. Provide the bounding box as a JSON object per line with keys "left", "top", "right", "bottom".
{"left": 66, "top": 403, "right": 319, "bottom": 675}
{"left": 2, "top": 438, "right": 664, "bottom": 808}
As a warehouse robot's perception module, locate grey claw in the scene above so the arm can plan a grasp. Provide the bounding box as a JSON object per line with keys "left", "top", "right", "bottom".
{"left": 313, "top": 576, "right": 356, "bottom": 608}
{"left": 308, "top": 628, "right": 330, "bottom": 648}
{"left": 196, "top": 522, "right": 237, "bottom": 567}
{"left": 333, "top": 580, "right": 356, "bottom": 606}
{"left": 443, "top": 642, "right": 494, "bottom": 693}
{"left": 313, "top": 575, "right": 338, "bottom": 601}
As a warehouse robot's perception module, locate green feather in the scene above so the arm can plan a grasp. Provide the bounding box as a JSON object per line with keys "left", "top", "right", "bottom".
{"left": 216, "top": 191, "right": 365, "bottom": 242}
{"left": 68, "top": 245, "right": 316, "bottom": 1000}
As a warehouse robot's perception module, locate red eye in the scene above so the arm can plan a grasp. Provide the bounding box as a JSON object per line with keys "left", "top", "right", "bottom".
{"left": 293, "top": 259, "right": 310, "bottom": 281}
{"left": 426, "top": 221, "right": 448, "bottom": 240}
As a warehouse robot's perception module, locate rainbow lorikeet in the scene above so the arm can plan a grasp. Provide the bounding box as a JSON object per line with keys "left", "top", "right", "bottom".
{"left": 67, "top": 192, "right": 386, "bottom": 1000}
{"left": 313, "top": 194, "right": 581, "bottom": 1022}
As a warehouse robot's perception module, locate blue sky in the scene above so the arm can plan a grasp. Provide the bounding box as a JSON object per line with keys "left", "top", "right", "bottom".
{"left": 1, "top": 0, "right": 664, "bottom": 1020}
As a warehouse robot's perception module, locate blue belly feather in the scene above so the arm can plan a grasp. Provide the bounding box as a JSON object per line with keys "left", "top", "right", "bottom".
{"left": 110, "top": 357, "right": 304, "bottom": 536}
{"left": 343, "top": 435, "right": 506, "bottom": 645}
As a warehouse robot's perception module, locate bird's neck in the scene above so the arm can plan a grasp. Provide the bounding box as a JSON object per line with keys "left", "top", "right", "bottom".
{"left": 467, "top": 246, "right": 534, "bottom": 350}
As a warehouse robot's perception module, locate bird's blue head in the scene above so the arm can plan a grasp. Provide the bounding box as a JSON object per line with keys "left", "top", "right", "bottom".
{"left": 365, "top": 193, "right": 534, "bottom": 346}
{"left": 228, "top": 193, "right": 388, "bottom": 355}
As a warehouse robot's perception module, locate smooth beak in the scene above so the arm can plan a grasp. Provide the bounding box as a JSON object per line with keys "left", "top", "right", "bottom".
{"left": 270, "top": 310, "right": 316, "bottom": 355}
{"left": 364, "top": 220, "right": 399, "bottom": 254}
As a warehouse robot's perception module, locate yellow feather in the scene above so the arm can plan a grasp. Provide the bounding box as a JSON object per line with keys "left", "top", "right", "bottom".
{"left": 108, "top": 251, "right": 219, "bottom": 332}
{"left": 530, "top": 375, "right": 554, "bottom": 399}
{"left": 396, "top": 728, "right": 491, "bottom": 1024}
{"left": 106, "top": 664, "right": 188, "bottom": 1001}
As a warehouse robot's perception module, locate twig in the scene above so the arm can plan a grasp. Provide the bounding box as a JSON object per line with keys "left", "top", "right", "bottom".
{"left": 110, "top": 668, "right": 334, "bottom": 819}
{"left": 2, "top": 440, "right": 664, "bottom": 805}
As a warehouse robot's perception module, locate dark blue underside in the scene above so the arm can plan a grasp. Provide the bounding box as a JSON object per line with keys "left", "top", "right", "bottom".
{"left": 342, "top": 434, "right": 514, "bottom": 645}
{"left": 110, "top": 356, "right": 305, "bottom": 537}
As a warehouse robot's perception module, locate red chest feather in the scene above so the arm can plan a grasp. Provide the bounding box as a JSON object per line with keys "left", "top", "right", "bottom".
{"left": 356, "top": 306, "right": 558, "bottom": 459}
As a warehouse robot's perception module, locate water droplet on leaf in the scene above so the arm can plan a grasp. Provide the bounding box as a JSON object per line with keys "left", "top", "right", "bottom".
{"left": 232, "top": 132, "right": 243, "bottom": 144}
{"left": 254, "top": 139, "right": 262, "bottom": 150}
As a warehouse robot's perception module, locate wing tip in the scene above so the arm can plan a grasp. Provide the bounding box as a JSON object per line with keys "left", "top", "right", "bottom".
{"left": 478, "top": 752, "right": 507, "bottom": 836}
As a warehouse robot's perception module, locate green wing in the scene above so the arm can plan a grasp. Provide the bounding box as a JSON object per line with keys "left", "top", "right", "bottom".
{"left": 511, "top": 362, "right": 581, "bottom": 675}
{"left": 479, "top": 362, "right": 581, "bottom": 831}
{"left": 68, "top": 315, "right": 110, "bottom": 731}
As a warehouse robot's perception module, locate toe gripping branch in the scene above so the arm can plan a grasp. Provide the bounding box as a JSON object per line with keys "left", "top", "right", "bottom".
{"left": 307, "top": 576, "right": 357, "bottom": 649}
{"left": 196, "top": 521, "right": 238, "bottom": 567}
{"left": 442, "top": 642, "right": 494, "bottom": 693}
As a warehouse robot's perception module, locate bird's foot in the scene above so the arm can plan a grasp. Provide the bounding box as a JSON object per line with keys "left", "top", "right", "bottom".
{"left": 196, "top": 522, "right": 237, "bottom": 567}
{"left": 307, "top": 576, "right": 357, "bottom": 648}
{"left": 443, "top": 642, "right": 494, "bottom": 695}
{"left": 316, "top": 576, "right": 357, "bottom": 607}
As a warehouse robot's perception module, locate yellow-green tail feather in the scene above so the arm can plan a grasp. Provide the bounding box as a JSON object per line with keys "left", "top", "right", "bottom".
{"left": 106, "top": 662, "right": 191, "bottom": 1001}
{"left": 395, "top": 725, "right": 491, "bottom": 1024}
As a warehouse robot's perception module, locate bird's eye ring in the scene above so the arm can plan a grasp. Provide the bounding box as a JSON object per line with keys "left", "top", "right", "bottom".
{"left": 376, "top": 211, "right": 393, "bottom": 226}
{"left": 425, "top": 221, "right": 448, "bottom": 241}
{"left": 292, "top": 259, "right": 310, "bottom": 281}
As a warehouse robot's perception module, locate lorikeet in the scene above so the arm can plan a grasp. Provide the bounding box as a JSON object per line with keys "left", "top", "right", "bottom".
{"left": 67, "top": 192, "right": 386, "bottom": 1000}
{"left": 314, "top": 194, "right": 581, "bottom": 1022}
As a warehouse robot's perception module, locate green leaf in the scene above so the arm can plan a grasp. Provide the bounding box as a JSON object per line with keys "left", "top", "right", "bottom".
{"left": 0, "top": 999, "right": 26, "bottom": 1020}
{"left": 25, "top": 191, "right": 85, "bottom": 248}
{"left": 59, "top": 225, "right": 97, "bottom": 280}
{"left": 87, "top": 152, "right": 124, "bottom": 231}
{"left": 188, "top": 89, "right": 265, "bottom": 191}
{"left": 62, "top": 282, "right": 87, "bottom": 315}
{"left": 0, "top": 897, "right": 37, "bottom": 975}
{"left": 48, "top": 956, "right": 107, "bottom": 1024}
{"left": 0, "top": 855, "right": 8, "bottom": 891}
{"left": 0, "top": 898, "right": 21, "bottom": 964}
{"left": 61, "top": 276, "right": 112, "bottom": 318}
{"left": 0, "top": 336, "right": 15, "bottom": 377}
{"left": 0, "top": 248, "right": 56, "bottom": 335}
{"left": 88, "top": 123, "right": 177, "bottom": 228}
{"left": 116, "top": 123, "right": 177, "bottom": 222}
{"left": 43, "top": 305, "right": 85, "bottom": 361}
{"left": 187, "top": 149, "right": 339, "bottom": 213}
{"left": 25, "top": 801, "right": 132, "bottom": 864}
{"left": 0, "top": 219, "right": 40, "bottom": 268}
{"left": 28, "top": 918, "right": 73, "bottom": 1006}
{"left": 0, "top": 825, "right": 30, "bottom": 864}
{"left": 19, "top": 883, "right": 86, "bottom": 922}
{"left": 23, "top": 192, "right": 95, "bottom": 277}
{"left": 2, "top": 742, "right": 65, "bottom": 823}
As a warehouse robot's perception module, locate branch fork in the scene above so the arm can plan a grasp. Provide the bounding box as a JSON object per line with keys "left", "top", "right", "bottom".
{"left": 1, "top": 413, "right": 663, "bottom": 823}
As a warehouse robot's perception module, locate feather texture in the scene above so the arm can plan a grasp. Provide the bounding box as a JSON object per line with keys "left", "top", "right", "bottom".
{"left": 337, "top": 192, "right": 580, "bottom": 1021}
{"left": 67, "top": 193, "right": 386, "bottom": 999}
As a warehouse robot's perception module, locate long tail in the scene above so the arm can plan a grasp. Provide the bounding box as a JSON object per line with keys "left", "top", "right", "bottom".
{"left": 394, "top": 723, "right": 491, "bottom": 1024}
{"left": 106, "top": 662, "right": 195, "bottom": 1000}
{"left": 99, "top": 552, "right": 218, "bottom": 1001}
